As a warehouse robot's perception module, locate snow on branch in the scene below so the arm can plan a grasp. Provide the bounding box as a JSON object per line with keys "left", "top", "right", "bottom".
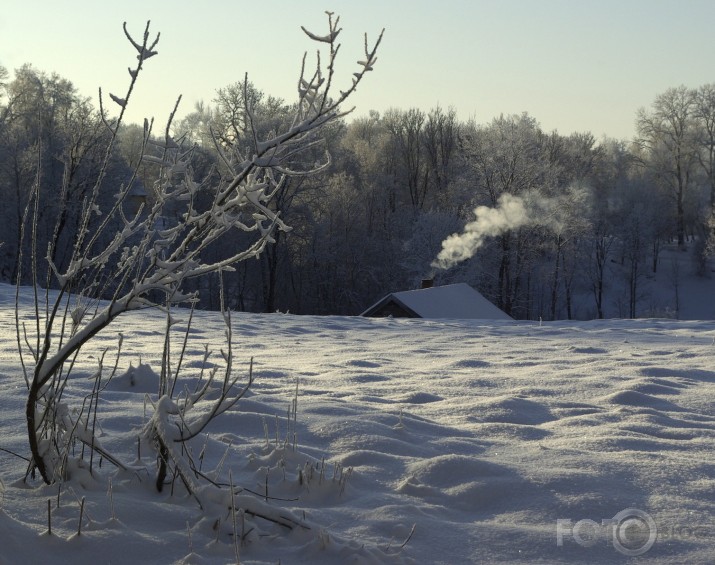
{"left": 123, "top": 20, "right": 159, "bottom": 61}
{"left": 21, "top": 14, "right": 383, "bottom": 488}
{"left": 297, "top": 11, "right": 384, "bottom": 121}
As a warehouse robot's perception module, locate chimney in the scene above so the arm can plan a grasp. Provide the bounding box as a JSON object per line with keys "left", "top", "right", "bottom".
{"left": 421, "top": 278, "right": 434, "bottom": 289}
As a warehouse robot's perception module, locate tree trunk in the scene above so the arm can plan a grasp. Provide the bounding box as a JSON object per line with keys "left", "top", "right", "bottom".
{"left": 676, "top": 164, "right": 685, "bottom": 247}
{"left": 498, "top": 234, "right": 512, "bottom": 315}
{"left": 652, "top": 239, "right": 660, "bottom": 273}
{"left": 629, "top": 254, "right": 639, "bottom": 318}
{"left": 550, "top": 236, "right": 562, "bottom": 320}
{"left": 26, "top": 382, "right": 50, "bottom": 484}
{"left": 262, "top": 234, "right": 281, "bottom": 313}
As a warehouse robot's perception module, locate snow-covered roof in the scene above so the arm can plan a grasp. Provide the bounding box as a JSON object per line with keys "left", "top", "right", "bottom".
{"left": 361, "top": 283, "right": 512, "bottom": 320}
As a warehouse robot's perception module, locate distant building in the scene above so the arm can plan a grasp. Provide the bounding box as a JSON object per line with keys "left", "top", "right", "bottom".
{"left": 361, "top": 282, "right": 512, "bottom": 320}
{"left": 125, "top": 181, "right": 148, "bottom": 216}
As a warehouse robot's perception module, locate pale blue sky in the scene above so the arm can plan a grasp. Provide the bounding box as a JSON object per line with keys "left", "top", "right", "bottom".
{"left": 3, "top": 1, "right": 715, "bottom": 140}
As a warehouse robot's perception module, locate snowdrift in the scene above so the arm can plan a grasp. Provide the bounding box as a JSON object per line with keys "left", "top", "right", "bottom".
{"left": 0, "top": 284, "right": 714, "bottom": 563}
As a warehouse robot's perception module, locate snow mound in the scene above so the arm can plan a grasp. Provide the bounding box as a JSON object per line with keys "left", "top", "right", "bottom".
{"left": 106, "top": 361, "right": 160, "bottom": 393}
{"left": 603, "top": 390, "right": 683, "bottom": 411}
{"left": 475, "top": 395, "right": 556, "bottom": 425}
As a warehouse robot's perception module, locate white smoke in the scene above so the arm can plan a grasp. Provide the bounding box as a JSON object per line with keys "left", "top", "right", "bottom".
{"left": 431, "top": 186, "right": 590, "bottom": 271}
{"left": 431, "top": 193, "right": 531, "bottom": 270}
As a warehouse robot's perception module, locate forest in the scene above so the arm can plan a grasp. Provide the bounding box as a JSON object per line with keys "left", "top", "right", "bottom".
{"left": 1, "top": 62, "right": 714, "bottom": 320}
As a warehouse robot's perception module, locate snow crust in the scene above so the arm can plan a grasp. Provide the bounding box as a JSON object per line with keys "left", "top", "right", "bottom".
{"left": 0, "top": 283, "right": 714, "bottom": 563}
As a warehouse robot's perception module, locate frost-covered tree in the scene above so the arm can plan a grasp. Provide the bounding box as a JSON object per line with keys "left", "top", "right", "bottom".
{"left": 693, "top": 84, "right": 715, "bottom": 215}
{"left": 460, "top": 113, "right": 550, "bottom": 315}
{"left": 582, "top": 138, "right": 630, "bottom": 318}
{"left": 0, "top": 66, "right": 112, "bottom": 283}
{"left": 18, "top": 14, "right": 382, "bottom": 494}
{"left": 636, "top": 86, "right": 699, "bottom": 247}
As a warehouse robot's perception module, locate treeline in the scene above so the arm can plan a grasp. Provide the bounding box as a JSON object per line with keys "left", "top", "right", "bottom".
{"left": 1, "top": 64, "right": 714, "bottom": 319}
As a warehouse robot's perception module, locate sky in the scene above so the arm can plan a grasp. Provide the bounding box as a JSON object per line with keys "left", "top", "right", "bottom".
{"left": 3, "top": 0, "right": 715, "bottom": 140}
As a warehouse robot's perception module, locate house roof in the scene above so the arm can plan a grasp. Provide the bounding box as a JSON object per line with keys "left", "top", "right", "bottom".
{"left": 361, "top": 283, "right": 513, "bottom": 320}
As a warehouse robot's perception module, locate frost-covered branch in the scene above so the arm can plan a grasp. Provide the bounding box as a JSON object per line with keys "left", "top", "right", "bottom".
{"left": 20, "top": 14, "right": 382, "bottom": 488}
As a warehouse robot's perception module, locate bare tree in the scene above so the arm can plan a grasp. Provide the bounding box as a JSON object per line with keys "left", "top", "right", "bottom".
{"left": 18, "top": 14, "right": 382, "bottom": 492}
{"left": 423, "top": 106, "right": 459, "bottom": 199}
{"left": 636, "top": 86, "right": 699, "bottom": 247}
{"left": 384, "top": 108, "right": 430, "bottom": 210}
{"left": 464, "top": 113, "right": 547, "bottom": 315}
{"left": 693, "top": 84, "right": 715, "bottom": 214}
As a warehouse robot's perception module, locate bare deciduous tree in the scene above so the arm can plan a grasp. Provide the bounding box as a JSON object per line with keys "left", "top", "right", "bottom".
{"left": 636, "top": 86, "right": 699, "bottom": 247}
{"left": 17, "top": 14, "right": 382, "bottom": 495}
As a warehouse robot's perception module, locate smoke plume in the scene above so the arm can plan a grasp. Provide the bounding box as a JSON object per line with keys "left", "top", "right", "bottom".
{"left": 431, "top": 193, "right": 530, "bottom": 270}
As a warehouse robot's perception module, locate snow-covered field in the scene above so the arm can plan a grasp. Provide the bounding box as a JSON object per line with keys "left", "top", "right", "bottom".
{"left": 1, "top": 283, "right": 714, "bottom": 564}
